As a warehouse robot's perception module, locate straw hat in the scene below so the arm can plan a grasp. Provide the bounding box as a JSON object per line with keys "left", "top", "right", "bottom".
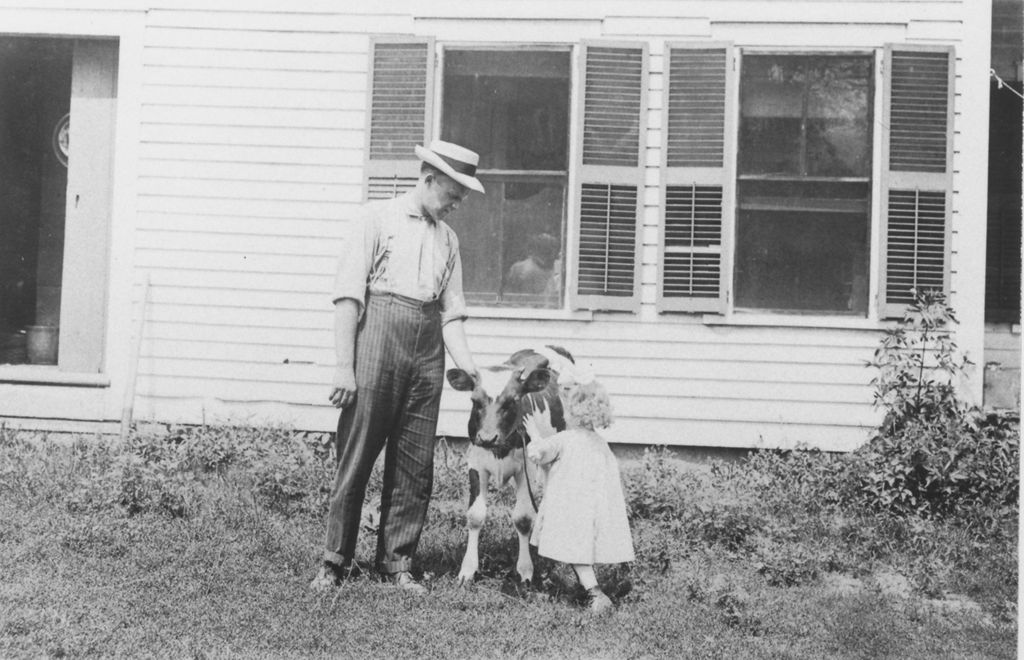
{"left": 414, "top": 139, "right": 485, "bottom": 194}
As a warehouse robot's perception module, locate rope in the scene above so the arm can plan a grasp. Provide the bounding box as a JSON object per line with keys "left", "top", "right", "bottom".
{"left": 520, "top": 427, "right": 539, "bottom": 512}
{"left": 991, "top": 69, "right": 1024, "bottom": 101}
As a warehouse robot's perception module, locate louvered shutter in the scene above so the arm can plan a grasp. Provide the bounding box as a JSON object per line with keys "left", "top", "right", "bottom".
{"left": 657, "top": 43, "right": 734, "bottom": 313}
{"left": 879, "top": 45, "right": 954, "bottom": 318}
{"left": 570, "top": 41, "right": 648, "bottom": 312}
{"left": 363, "top": 36, "right": 434, "bottom": 201}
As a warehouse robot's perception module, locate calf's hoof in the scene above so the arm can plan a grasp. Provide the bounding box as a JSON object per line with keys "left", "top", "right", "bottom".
{"left": 456, "top": 570, "right": 476, "bottom": 587}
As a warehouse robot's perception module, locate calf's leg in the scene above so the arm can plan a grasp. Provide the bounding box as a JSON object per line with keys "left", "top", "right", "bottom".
{"left": 458, "top": 467, "right": 487, "bottom": 585}
{"left": 512, "top": 465, "right": 537, "bottom": 583}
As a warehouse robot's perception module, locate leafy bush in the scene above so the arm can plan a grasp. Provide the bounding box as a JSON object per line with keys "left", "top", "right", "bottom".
{"left": 755, "top": 543, "right": 820, "bottom": 587}
{"left": 852, "top": 415, "right": 1019, "bottom": 517}
{"left": 742, "top": 447, "right": 857, "bottom": 515}
{"left": 623, "top": 449, "right": 764, "bottom": 557}
{"left": 624, "top": 446, "right": 693, "bottom": 521}
{"left": 868, "top": 289, "right": 973, "bottom": 434}
{"left": 859, "top": 290, "right": 1019, "bottom": 518}
{"left": 248, "top": 434, "right": 331, "bottom": 516}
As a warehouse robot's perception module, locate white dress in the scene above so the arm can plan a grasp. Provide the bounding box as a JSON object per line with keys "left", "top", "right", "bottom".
{"left": 528, "top": 428, "right": 635, "bottom": 565}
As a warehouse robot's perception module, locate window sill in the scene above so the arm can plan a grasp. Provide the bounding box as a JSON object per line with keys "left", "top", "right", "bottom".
{"left": 468, "top": 306, "right": 593, "bottom": 321}
{"left": 0, "top": 365, "right": 110, "bottom": 387}
{"left": 702, "top": 312, "right": 894, "bottom": 330}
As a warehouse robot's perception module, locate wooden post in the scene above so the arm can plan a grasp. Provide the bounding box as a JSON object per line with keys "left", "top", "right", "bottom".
{"left": 120, "top": 275, "right": 150, "bottom": 441}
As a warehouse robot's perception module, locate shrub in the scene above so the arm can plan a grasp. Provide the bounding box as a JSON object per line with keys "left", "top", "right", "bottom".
{"left": 852, "top": 416, "right": 1019, "bottom": 518}
{"left": 115, "top": 435, "right": 195, "bottom": 518}
{"left": 249, "top": 434, "right": 330, "bottom": 517}
{"left": 741, "top": 447, "right": 858, "bottom": 515}
{"left": 624, "top": 446, "right": 693, "bottom": 521}
{"left": 859, "top": 289, "right": 1019, "bottom": 519}
{"left": 688, "top": 502, "right": 763, "bottom": 554}
{"left": 755, "top": 543, "right": 820, "bottom": 587}
{"left": 867, "top": 289, "right": 972, "bottom": 434}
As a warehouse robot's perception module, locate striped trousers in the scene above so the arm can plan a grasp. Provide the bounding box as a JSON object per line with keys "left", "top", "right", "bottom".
{"left": 323, "top": 292, "right": 445, "bottom": 574}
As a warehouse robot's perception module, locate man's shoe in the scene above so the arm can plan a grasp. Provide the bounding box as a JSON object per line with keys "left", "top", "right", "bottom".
{"left": 586, "top": 586, "right": 613, "bottom": 614}
{"left": 386, "top": 571, "right": 428, "bottom": 595}
{"left": 309, "top": 561, "right": 360, "bottom": 590}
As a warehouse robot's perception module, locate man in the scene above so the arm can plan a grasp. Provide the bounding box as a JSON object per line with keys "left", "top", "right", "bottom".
{"left": 311, "top": 140, "right": 483, "bottom": 593}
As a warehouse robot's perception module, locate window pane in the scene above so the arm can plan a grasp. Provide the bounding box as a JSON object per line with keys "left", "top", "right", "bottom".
{"left": 442, "top": 50, "right": 570, "bottom": 171}
{"left": 0, "top": 38, "right": 71, "bottom": 365}
{"left": 739, "top": 55, "right": 872, "bottom": 177}
{"left": 447, "top": 175, "right": 565, "bottom": 308}
{"left": 735, "top": 180, "right": 870, "bottom": 314}
{"left": 441, "top": 50, "right": 571, "bottom": 308}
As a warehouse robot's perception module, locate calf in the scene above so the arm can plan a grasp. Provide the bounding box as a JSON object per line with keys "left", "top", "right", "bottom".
{"left": 445, "top": 345, "right": 575, "bottom": 584}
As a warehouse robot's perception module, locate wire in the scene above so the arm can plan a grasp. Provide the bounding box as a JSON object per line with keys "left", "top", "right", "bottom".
{"left": 991, "top": 68, "right": 1024, "bottom": 101}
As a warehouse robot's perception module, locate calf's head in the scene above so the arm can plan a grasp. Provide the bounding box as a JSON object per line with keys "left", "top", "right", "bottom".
{"left": 447, "top": 356, "right": 564, "bottom": 458}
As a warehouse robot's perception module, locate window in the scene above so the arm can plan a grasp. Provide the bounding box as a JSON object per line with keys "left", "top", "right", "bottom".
{"left": 0, "top": 37, "right": 117, "bottom": 371}
{"left": 363, "top": 38, "right": 647, "bottom": 313}
{"left": 658, "top": 44, "right": 952, "bottom": 319}
{"left": 440, "top": 50, "right": 571, "bottom": 308}
{"left": 735, "top": 54, "right": 874, "bottom": 315}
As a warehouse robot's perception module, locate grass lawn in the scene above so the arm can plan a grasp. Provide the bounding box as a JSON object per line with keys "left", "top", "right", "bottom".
{"left": 0, "top": 426, "right": 1016, "bottom": 659}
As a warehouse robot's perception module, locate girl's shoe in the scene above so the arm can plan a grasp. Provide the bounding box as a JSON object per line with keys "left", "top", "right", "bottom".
{"left": 586, "top": 586, "right": 612, "bottom": 614}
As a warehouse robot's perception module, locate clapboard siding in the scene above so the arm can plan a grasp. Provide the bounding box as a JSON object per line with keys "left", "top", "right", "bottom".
{"left": 141, "top": 85, "right": 359, "bottom": 110}
{"left": 143, "top": 27, "right": 367, "bottom": 52}
{"left": 140, "top": 143, "right": 359, "bottom": 166}
{"left": 138, "top": 177, "right": 345, "bottom": 204}
{"left": 136, "top": 231, "right": 341, "bottom": 257}
{"left": 138, "top": 331, "right": 879, "bottom": 373}
{"left": 143, "top": 66, "right": 357, "bottom": 90}
{"left": 138, "top": 162, "right": 360, "bottom": 185}
{"left": 141, "top": 107, "right": 359, "bottom": 130}
{"left": 137, "top": 213, "right": 343, "bottom": 238}
{"left": 1, "top": 1, "right": 989, "bottom": 451}
{"left": 137, "top": 197, "right": 345, "bottom": 219}
{"left": 139, "top": 125, "right": 358, "bottom": 149}
{"left": 127, "top": 1, "right": 974, "bottom": 450}
{"left": 985, "top": 325, "right": 1022, "bottom": 369}
{"left": 142, "top": 47, "right": 367, "bottom": 71}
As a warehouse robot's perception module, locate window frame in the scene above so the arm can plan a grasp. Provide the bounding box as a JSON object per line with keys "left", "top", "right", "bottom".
{"left": 716, "top": 47, "right": 888, "bottom": 325}
{"left": 731, "top": 48, "right": 879, "bottom": 318}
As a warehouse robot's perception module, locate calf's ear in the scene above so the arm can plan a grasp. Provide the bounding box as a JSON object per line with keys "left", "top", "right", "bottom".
{"left": 519, "top": 368, "right": 551, "bottom": 394}
{"left": 446, "top": 368, "right": 476, "bottom": 391}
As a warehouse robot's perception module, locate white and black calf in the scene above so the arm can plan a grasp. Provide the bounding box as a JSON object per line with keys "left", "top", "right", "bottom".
{"left": 445, "top": 346, "right": 574, "bottom": 585}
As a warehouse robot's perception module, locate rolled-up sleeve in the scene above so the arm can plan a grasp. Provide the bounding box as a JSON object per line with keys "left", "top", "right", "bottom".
{"left": 440, "top": 239, "right": 468, "bottom": 326}
{"left": 331, "top": 208, "right": 373, "bottom": 312}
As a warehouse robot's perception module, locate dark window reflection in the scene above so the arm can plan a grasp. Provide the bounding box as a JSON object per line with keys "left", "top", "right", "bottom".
{"left": 735, "top": 54, "right": 873, "bottom": 315}
{"left": 442, "top": 50, "right": 570, "bottom": 308}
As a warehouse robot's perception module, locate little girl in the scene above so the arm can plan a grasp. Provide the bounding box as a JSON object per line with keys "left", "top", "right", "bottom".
{"left": 522, "top": 370, "right": 634, "bottom": 614}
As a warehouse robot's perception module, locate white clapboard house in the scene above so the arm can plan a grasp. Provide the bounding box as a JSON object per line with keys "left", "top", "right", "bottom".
{"left": 0, "top": 1, "right": 1019, "bottom": 451}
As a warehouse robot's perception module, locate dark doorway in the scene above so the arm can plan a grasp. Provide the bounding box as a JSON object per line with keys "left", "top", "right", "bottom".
{"left": 0, "top": 38, "right": 72, "bottom": 364}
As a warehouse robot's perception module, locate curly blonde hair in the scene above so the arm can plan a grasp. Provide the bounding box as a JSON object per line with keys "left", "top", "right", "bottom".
{"left": 562, "top": 380, "right": 613, "bottom": 430}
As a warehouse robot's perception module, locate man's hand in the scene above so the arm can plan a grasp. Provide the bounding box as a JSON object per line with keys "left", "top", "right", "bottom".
{"left": 330, "top": 365, "right": 356, "bottom": 409}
